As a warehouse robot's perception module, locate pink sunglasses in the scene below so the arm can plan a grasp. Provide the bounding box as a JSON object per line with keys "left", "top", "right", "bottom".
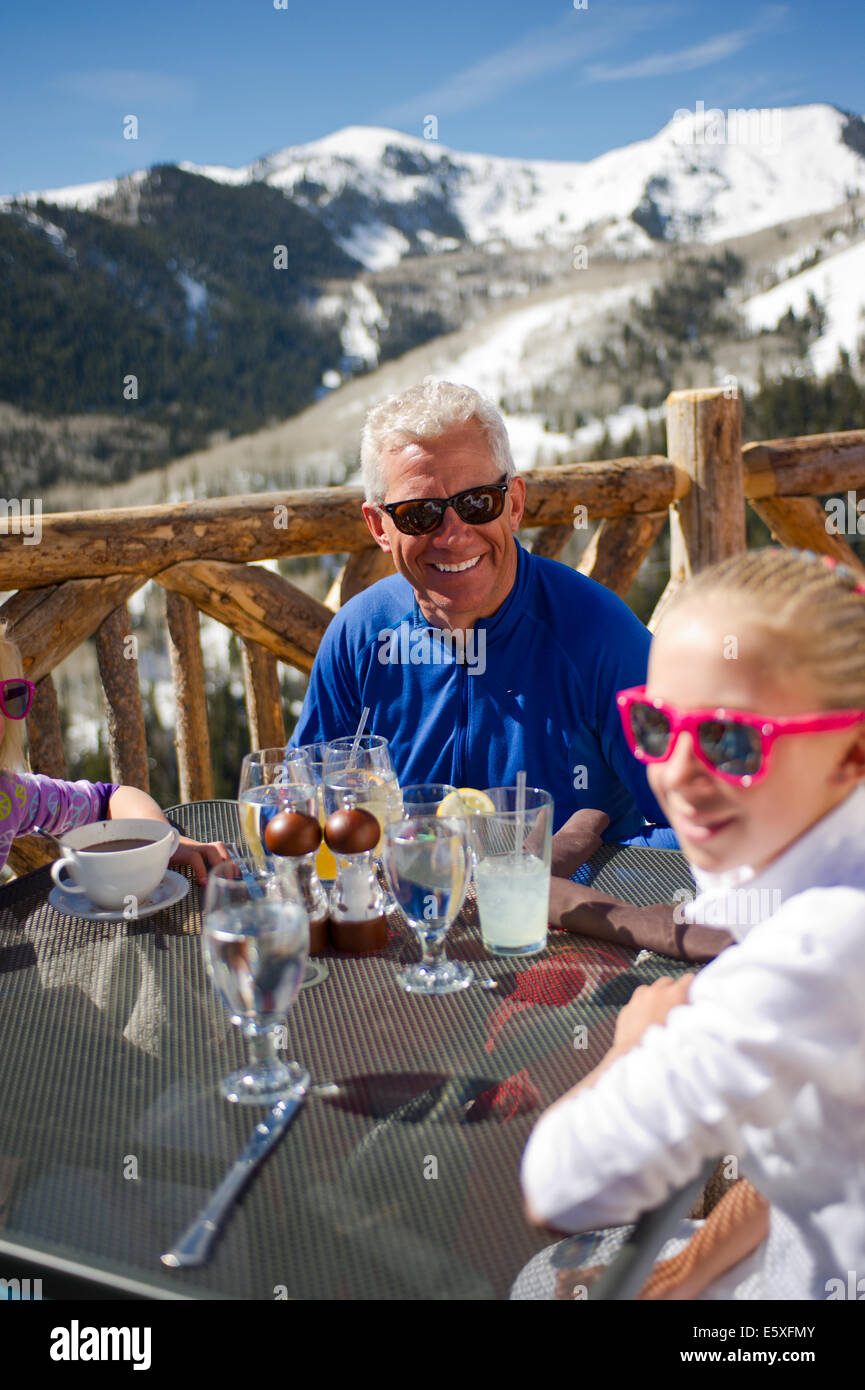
{"left": 0, "top": 678, "right": 35, "bottom": 721}
{"left": 617, "top": 685, "right": 865, "bottom": 786}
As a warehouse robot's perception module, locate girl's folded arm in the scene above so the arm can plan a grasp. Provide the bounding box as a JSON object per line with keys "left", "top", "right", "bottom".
{"left": 521, "top": 897, "right": 865, "bottom": 1232}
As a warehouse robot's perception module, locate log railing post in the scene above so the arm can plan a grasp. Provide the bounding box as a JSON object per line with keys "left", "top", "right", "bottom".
{"left": 531, "top": 524, "right": 575, "bottom": 561}
{"left": 577, "top": 514, "right": 668, "bottom": 598}
{"left": 325, "top": 549, "right": 395, "bottom": 612}
{"left": 94, "top": 605, "right": 150, "bottom": 791}
{"left": 240, "top": 639, "right": 286, "bottom": 751}
{"left": 747, "top": 496, "right": 865, "bottom": 577}
{"left": 651, "top": 387, "right": 745, "bottom": 627}
{"left": 665, "top": 386, "right": 746, "bottom": 569}
{"left": 165, "top": 592, "right": 214, "bottom": 802}
{"left": 27, "top": 673, "right": 67, "bottom": 779}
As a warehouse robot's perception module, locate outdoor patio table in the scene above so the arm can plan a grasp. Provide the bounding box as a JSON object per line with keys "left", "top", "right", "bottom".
{"left": 0, "top": 800, "right": 696, "bottom": 1301}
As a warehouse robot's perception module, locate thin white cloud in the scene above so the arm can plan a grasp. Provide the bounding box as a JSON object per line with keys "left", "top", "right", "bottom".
{"left": 58, "top": 70, "right": 196, "bottom": 105}
{"left": 586, "top": 34, "right": 753, "bottom": 81}
{"left": 376, "top": 4, "right": 682, "bottom": 124}
{"left": 586, "top": 6, "right": 788, "bottom": 83}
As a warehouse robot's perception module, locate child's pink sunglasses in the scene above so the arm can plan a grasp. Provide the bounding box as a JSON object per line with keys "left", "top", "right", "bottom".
{"left": 0, "top": 678, "right": 35, "bottom": 721}
{"left": 617, "top": 685, "right": 865, "bottom": 786}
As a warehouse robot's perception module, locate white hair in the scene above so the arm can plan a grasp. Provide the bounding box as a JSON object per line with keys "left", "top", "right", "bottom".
{"left": 360, "top": 379, "right": 516, "bottom": 502}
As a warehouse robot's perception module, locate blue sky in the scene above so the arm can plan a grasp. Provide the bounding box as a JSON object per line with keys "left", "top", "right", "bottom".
{"left": 2, "top": 0, "right": 863, "bottom": 195}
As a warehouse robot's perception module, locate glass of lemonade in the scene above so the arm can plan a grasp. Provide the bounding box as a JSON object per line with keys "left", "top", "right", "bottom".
{"left": 470, "top": 788, "right": 553, "bottom": 957}
{"left": 322, "top": 735, "right": 402, "bottom": 852}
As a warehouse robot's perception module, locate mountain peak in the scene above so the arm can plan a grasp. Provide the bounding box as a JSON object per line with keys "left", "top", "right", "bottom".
{"left": 7, "top": 103, "right": 865, "bottom": 269}
{"left": 275, "top": 125, "right": 444, "bottom": 159}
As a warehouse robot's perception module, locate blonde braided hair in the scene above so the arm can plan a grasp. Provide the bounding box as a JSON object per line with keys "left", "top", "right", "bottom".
{"left": 658, "top": 548, "right": 865, "bottom": 710}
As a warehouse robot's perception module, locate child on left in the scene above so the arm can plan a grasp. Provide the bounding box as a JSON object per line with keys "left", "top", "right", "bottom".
{"left": 0, "top": 627, "right": 230, "bottom": 885}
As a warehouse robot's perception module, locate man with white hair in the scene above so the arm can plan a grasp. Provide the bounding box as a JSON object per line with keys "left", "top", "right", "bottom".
{"left": 291, "top": 381, "right": 726, "bottom": 960}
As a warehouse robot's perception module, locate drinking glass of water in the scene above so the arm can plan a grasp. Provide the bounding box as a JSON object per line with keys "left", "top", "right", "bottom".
{"left": 203, "top": 857, "right": 310, "bottom": 1104}
{"left": 382, "top": 814, "right": 473, "bottom": 994}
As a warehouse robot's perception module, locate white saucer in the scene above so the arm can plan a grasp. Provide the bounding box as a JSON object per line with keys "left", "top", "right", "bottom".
{"left": 48, "top": 869, "right": 190, "bottom": 922}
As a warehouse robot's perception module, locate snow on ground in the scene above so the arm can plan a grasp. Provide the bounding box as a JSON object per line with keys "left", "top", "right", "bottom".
{"left": 744, "top": 237, "right": 865, "bottom": 372}
{"left": 499, "top": 414, "right": 574, "bottom": 469}
{"left": 432, "top": 283, "right": 640, "bottom": 400}
{"left": 5, "top": 206, "right": 75, "bottom": 259}
{"left": 417, "top": 278, "right": 655, "bottom": 466}
{"left": 177, "top": 271, "right": 209, "bottom": 337}
{"left": 178, "top": 160, "right": 252, "bottom": 187}
{"left": 340, "top": 282, "right": 387, "bottom": 365}
{"left": 3, "top": 177, "right": 120, "bottom": 209}
{"left": 338, "top": 220, "right": 410, "bottom": 271}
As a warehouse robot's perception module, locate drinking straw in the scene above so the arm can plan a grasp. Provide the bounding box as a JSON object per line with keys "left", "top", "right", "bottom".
{"left": 514, "top": 770, "right": 526, "bottom": 866}
{"left": 226, "top": 844, "right": 264, "bottom": 898}
{"left": 349, "top": 706, "right": 370, "bottom": 768}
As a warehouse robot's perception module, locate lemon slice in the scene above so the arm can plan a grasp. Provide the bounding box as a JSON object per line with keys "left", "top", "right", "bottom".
{"left": 437, "top": 788, "right": 496, "bottom": 817}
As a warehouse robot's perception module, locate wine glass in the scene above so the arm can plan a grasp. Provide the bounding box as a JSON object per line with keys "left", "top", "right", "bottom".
{"left": 382, "top": 814, "right": 473, "bottom": 995}
{"left": 322, "top": 735, "right": 402, "bottom": 852}
{"left": 238, "top": 747, "right": 312, "bottom": 798}
{"left": 203, "top": 856, "right": 310, "bottom": 1104}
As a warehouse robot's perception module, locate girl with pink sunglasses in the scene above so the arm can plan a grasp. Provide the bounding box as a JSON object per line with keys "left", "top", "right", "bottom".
{"left": 520, "top": 548, "right": 865, "bottom": 1300}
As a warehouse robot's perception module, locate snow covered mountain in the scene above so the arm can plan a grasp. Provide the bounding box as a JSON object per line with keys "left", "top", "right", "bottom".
{"left": 6, "top": 102, "right": 865, "bottom": 510}
{"left": 14, "top": 105, "right": 865, "bottom": 272}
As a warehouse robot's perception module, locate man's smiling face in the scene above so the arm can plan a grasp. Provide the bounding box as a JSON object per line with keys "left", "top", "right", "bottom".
{"left": 362, "top": 421, "right": 525, "bottom": 630}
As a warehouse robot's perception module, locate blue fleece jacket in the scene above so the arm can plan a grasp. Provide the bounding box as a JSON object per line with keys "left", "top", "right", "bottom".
{"left": 290, "top": 541, "right": 670, "bottom": 841}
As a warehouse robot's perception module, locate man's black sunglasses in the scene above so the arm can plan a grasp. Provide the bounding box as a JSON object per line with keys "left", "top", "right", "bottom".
{"left": 378, "top": 479, "right": 510, "bottom": 535}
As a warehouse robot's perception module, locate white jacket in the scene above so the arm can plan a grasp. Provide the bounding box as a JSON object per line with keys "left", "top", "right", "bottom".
{"left": 520, "top": 785, "right": 865, "bottom": 1299}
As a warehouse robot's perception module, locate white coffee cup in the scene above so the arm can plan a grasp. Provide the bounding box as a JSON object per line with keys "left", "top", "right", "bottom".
{"left": 50, "top": 819, "right": 181, "bottom": 911}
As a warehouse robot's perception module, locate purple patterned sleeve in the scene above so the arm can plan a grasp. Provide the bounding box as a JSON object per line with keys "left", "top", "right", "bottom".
{"left": 0, "top": 773, "right": 119, "bottom": 869}
{"left": 90, "top": 781, "right": 119, "bottom": 820}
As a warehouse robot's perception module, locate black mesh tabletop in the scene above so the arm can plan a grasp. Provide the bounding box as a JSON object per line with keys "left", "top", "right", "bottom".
{"left": 0, "top": 803, "right": 697, "bottom": 1301}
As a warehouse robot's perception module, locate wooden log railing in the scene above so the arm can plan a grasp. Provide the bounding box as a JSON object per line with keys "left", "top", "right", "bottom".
{"left": 2, "top": 387, "right": 863, "bottom": 868}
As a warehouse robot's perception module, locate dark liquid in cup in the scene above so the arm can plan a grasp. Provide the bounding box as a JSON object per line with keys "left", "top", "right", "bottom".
{"left": 79, "top": 838, "right": 156, "bottom": 853}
